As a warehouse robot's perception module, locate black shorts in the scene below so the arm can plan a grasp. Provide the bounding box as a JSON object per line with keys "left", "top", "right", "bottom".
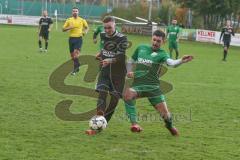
{"left": 223, "top": 41, "right": 230, "bottom": 48}
{"left": 69, "top": 37, "right": 82, "bottom": 53}
{"left": 96, "top": 73, "right": 125, "bottom": 98}
{"left": 39, "top": 31, "right": 49, "bottom": 40}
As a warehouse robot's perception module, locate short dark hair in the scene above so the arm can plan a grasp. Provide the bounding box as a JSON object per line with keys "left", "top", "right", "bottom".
{"left": 103, "top": 16, "right": 115, "bottom": 23}
{"left": 153, "top": 30, "right": 165, "bottom": 39}
{"left": 72, "top": 7, "right": 79, "bottom": 10}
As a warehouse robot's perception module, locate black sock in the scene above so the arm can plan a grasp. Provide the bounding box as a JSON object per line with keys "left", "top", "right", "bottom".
{"left": 73, "top": 58, "right": 80, "bottom": 70}
{"left": 38, "top": 40, "right": 42, "bottom": 48}
{"left": 45, "top": 42, "right": 48, "bottom": 50}
{"left": 223, "top": 50, "right": 227, "bottom": 60}
{"left": 176, "top": 51, "right": 179, "bottom": 59}
{"left": 97, "top": 91, "right": 108, "bottom": 114}
{"left": 105, "top": 94, "right": 119, "bottom": 122}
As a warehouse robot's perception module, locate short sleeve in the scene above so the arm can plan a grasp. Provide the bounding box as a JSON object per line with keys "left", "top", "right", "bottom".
{"left": 83, "top": 19, "right": 88, "bottom": 28}
{"left": 49, "top": 18, "right": 53, "bottom": 24}
{"left": 161, "top": 52, "right": 170, "bottom": 63}
{"left": 39, "top": 18, "right": 42, "bottom": 25}
{"left": 63, "top": 19, "right": 69, "bottom": 29}
{"left": 132, "top": 47, "right": 139, "bottom": 61}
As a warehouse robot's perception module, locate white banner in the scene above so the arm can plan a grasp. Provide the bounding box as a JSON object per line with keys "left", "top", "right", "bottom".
{"left": 196, "top": 29, "right": 216, "bottom": 43}
{"left": 230, "top": 33, "right": 240, "bottom": 47}
{"left": 196, "top": 29, "right": 240, "bottom": 47}
{"left": 0, "top": 14, "right": 40, "bottom": 26}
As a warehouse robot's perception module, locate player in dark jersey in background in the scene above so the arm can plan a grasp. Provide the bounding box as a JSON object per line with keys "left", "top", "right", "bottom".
{"left": 86, "top": 16, "right": 128, "bottom": 135}
{"left": 219, "top": 20, "right": 235, "bottom": 61}
{"left": 38, "top": 10, "right": 53, "bottom": 52}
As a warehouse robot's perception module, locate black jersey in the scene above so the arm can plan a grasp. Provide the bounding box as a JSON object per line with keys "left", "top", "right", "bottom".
{"left": 39, "top": 17, "right": 53, "bottom": 32}
{"left": 220, "top": 26, "right": 235, "bottom": 42}
{"left": 99, "top": 31, "right": 128, "bottom": 76}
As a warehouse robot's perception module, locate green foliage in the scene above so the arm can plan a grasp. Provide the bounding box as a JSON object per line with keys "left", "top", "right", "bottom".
{"left": 173, "top": 0, "right": 240, "bottom": 30}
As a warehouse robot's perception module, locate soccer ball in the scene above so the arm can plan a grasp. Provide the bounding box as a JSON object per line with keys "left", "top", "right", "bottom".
{"left": 89, "top": 115, "right": 107, "bottom": 130}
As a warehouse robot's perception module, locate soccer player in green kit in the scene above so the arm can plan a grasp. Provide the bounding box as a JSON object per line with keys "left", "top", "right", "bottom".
{"left": 167, "top": 19, "right": 180, "bottom": 59}
{"left": 93, "top": 25, "right": 104, "bottom": 49}
{"left": 124, "top": 30, "right": 193, "bottom": 136}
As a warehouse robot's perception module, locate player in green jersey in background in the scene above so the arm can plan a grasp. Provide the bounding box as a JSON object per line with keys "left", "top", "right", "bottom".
{"left": 93, "top": 25, "right": 104, "bottom": 50}
{"left": 124, "top": 30, "right": 193, "bottom": 136}
{"left": 167, "top": 19, "right": 181, "bottom": 59}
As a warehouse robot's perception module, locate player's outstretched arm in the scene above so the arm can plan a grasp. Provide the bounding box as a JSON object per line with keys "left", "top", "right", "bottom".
{"left": 166, "top": 55, "right": 193, "bottom": 68}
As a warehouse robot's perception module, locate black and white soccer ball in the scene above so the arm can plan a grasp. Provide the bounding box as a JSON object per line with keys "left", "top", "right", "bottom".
{"left": 89, "top": 115, "right": 107, "bottom": 130}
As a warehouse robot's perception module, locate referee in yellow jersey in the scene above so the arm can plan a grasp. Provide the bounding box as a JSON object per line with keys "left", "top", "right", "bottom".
{"left": 62, "top": 7, "right": 89, "bottom": 75}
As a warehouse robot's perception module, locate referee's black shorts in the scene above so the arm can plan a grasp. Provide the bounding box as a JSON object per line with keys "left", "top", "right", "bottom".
{"left": 69, "top": 37, "right": 83, "bottom": 53}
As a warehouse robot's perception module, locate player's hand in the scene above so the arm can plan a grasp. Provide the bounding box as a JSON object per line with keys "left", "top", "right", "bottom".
{"left": 127, "top": 72, "right": 134, "bottom": 78}
{"left": 100, "top": 59, "right": 111, "bottom": 67}
{"left": 95, "top": 53, "right": 101, "bottom": 60}
{"left": 101, "top": 58, "right": 116, "bottom": 67}
{"left": 93, "top": 39, "right": 97, "bottom": 44}
{"left": 48, "top": 28, "right": 51, "bottom": 32}
{"left": 181, "top": 55, "right": 193, "bottom": 63}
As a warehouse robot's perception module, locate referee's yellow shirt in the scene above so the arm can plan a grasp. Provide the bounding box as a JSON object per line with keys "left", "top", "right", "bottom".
{"left": 63, "top": 17, "right": 88, "bottom": 37}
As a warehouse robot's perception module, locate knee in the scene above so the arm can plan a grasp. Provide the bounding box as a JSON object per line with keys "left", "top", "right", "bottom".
{"left": 124, "top": 89, "right": 135, "bottom": 101}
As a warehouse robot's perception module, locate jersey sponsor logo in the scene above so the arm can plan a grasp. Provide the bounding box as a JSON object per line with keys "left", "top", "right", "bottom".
{"left": 170, "top": 32, "right": 177, "bottom": 35}
{"left": 102, "top": 49, "right": 116, "bottom": 57}
{"left": 137, "top": 57, "right": 153, "bottom": 66}
{"left": 41, "top": 22, "right": 49, "bottom": 26}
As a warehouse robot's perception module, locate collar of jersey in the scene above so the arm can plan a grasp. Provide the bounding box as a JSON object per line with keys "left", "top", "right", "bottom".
{"left": 105, "top": 30, "right": 118, "bottom": 38}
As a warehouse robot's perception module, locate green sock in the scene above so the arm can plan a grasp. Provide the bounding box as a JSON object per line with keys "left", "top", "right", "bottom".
{"left": 124, "top": 100, "right": 137, "bottom": 124}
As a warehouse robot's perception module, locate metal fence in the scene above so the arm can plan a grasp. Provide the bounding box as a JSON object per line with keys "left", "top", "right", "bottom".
{"left": 0, "top": 0, "right": 107, "bottom": 18}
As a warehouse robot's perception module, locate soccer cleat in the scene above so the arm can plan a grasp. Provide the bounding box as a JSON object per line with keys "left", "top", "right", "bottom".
{"left": 44, "top": 49, "right": 47, "bottom": 52}
{"left": 39, "top": 48, "right": 43, "bottom": 52}
{"left": 85, "top": 129, "right": 101, "bottom": 135}
{"left": 165, "top": 125, "right": 179, "bottom": 136}
{"left": 70, "top": 67, "right": 80, "bottom": 76}
{"left": 85, "top": 129, "right": 97, "bottom": 135}
{"left": 70, "top": 71, "right": 76, "bottom": 76}
{"left": 130, "top": 124, "right": 143, "bottom": 133}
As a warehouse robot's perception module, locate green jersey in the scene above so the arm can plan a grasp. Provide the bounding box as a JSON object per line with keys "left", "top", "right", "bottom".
{"left": 93, "top": 25, "right": 104, "bottom": 49}
{"left": 167, "top": 25, "right": 180, "bottom": 42}
{"left": 131, "top": 45, "right": 170, "bottom": 86}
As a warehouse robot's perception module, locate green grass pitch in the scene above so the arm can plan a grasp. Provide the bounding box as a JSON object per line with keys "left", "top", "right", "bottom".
{"left": 0, "top": 24, "right": 240, "bottom": 160}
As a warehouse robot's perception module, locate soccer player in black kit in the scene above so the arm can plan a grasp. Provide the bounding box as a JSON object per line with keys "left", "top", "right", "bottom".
{"left": 86, "top": 16, "right": 128, "bottom": 135}
{"left": 219, "top": 20, "right": 235, "bottom": 61}
{"left": 38, "top": 10, "right": 53, "bottom": 52}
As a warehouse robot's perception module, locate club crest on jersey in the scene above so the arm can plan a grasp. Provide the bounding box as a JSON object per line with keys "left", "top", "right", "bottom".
{"left": 151, "top": 52, "right": 158, "bottom": 57}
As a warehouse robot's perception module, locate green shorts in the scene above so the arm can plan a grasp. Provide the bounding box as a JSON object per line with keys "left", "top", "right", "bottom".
{"left": 169, "top": 41, "right": 178, "bottom": 50}
{"left": 132, "top": 85, "right": 165, "bottom": 106}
